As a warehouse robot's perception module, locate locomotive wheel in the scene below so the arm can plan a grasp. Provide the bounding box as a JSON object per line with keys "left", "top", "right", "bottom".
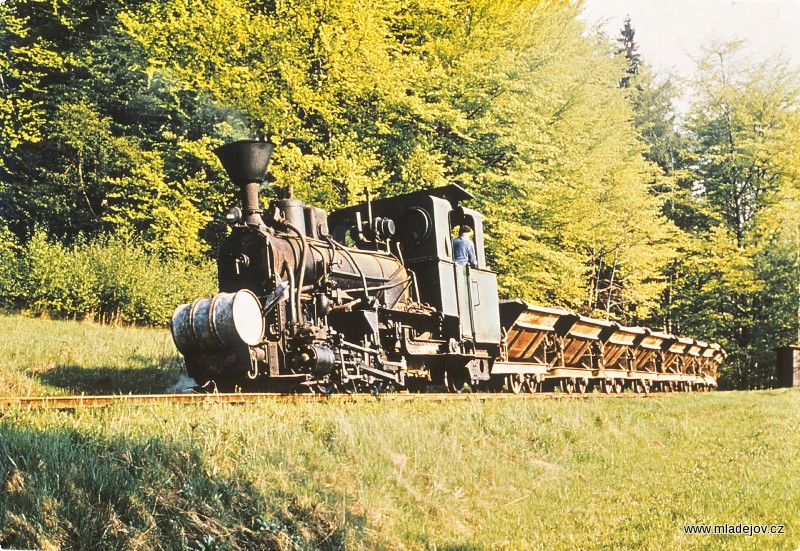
{"left": 313, "top": 380, "right": 337, "bottom": 395}
{"left": 405, "top": 377, "right": 429, "bottom": 393}
{"left": 444, "top": 368, "right": 470, "bottom": 393}
{"left": 505, "top": 374, "right": 524, "bottom": 394}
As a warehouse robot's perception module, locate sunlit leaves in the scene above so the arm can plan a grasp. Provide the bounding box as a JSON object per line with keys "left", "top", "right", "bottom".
{"left": 669, "top": 42, "right": 800, "bottom": 388}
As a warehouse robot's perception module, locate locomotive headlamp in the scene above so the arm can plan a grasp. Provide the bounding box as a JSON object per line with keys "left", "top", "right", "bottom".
{"left": 371, "top": 217, "right": 396, "bottom": 241}
{"left": 359, "top": 216, "right": 396, "bottom": 242}
{"left": 225, "top": 207, "right": 243, "bottom": 226}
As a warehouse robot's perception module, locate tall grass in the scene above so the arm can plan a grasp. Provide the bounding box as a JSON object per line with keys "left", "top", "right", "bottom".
{"left": 1, "top": 390, "right": 799, "bottom": 550}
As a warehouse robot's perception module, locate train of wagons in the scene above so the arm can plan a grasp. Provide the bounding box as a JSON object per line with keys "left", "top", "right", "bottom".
{"left": 171, "top": 140, "right": 724, "bottom": 394}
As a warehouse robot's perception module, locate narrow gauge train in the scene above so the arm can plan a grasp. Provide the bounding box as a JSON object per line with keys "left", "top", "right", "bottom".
{"left": 171, "top": 140, "right": 724, "bottom": 394}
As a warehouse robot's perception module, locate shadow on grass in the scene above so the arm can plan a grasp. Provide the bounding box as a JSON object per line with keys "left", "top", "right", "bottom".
{"left": 33, "top": 362, "right": 183, "bottom": 395}
{"left": 0, "top": 424, "right": 359, "bottom": 550}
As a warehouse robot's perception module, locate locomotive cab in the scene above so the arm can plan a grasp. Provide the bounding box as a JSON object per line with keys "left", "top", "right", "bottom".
{"left": 446, "top": 206, "right": 501, "bottom": 345}
{"left": 328, "top": 184, "right": 502, "bottom": 384}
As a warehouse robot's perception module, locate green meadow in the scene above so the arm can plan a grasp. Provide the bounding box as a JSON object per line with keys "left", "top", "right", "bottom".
{"left": 0, "top": 315, "right": 184, "bottom": 396}
{"left": 0, "top": 317, "right": 798, "bottom": 550}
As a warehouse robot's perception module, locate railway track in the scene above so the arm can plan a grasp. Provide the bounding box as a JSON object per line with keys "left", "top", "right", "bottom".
{"left": 0, "top": 391, "right": 655, "bottom": 410}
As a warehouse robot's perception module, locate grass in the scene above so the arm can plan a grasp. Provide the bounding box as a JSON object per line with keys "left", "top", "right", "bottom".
{"left": 2, "top": 391, "right": 799, "bottom": 549}
{"left": 0, "top": 316, "right": 798, "bottom": 549}
{"left": 0, "top": 315, "right": 184, "bottom": 396}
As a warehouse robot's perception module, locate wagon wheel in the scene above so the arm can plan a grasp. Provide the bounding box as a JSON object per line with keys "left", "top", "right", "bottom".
{"left": 577, "top": 377, "right": 589, "bottom": 395}
{"left": 642, "top": 379, "right": 651, "bottom": 395}
{"left": 560, "top": 378, "right": 576, "bottom": 394}
{"left": 505, "top": 374, "right": 524, "bottom": 394}
{"left": 600, "top": 379, "right": 613, "bottom": 394}
{"left": 613, "top": 380, "right": 625, "bottom": 394}
{"left": 524, "top": 376, "right": 541, "bottom": 394}
{"left": 444, "top": 368, "right": 470, "bottom": 393}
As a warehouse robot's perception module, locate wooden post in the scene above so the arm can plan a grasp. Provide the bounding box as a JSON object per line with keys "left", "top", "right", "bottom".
{"left": 776, "top": 346, "right": 800, "bottom": 388}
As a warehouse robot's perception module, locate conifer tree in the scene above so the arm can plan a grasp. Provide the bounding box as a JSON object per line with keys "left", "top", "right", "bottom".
{"left": 616, "top": 16, "right": 641, "bottom": 88}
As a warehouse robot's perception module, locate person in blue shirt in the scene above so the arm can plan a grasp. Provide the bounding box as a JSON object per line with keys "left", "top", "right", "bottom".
{"left": 452, "top": 225, "right": 478, "bottom": 268}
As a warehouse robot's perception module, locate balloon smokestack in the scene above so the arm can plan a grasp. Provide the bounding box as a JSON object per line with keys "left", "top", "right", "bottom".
{"left": 213, "top": 139, "right": 275, "bottom": 227}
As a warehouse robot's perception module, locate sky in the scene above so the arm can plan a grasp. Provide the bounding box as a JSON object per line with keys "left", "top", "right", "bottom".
{"left": 580, "top": 0, "right": 800, "bottom": 78}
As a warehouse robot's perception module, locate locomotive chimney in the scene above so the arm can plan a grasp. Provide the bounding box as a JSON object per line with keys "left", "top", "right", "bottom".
{"left": 213, "top": 139, "right": 275, "bottom": 227}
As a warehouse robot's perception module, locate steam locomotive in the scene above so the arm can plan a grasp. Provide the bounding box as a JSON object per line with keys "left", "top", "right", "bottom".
{"left": 171, "top": 140, "right": 724, "bottom": 394}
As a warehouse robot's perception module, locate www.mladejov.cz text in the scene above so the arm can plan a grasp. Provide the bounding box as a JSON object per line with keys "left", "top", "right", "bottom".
{"left": 683, "top": 523, "right": 785, "bottom": 536}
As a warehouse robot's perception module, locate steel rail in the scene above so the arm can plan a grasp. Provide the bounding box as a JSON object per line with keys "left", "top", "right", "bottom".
{"left": 0, "top": 391, "right": 655, "bottom": 411}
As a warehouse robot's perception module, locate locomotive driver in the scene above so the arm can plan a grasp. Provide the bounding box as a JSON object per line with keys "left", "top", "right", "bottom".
{"left": 453, "top": 225, "right": 478, "bottom": 268}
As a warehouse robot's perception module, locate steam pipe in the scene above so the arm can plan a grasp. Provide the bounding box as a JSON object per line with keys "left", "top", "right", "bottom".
{"left": 283, "top": 222, "right": 308, "bottom": 325}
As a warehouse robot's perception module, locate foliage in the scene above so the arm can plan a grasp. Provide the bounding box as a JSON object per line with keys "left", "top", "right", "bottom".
{"left": 0, "top": 0, "right": 682, "bottom": 322}
{"left": 661, "top": 42, "right": 800, "bottom": 388}
{"left": 120, "top": 0, "right": 679, "bottom": 319}
{"left": 616, "top": 15, "right": 641, "bottom": 88}
{"left": 0, "top": 0, "right": 231, "bottom": 258}
{"left": 2, "top": 1, "right": 800, "bottom": 387}
{"left": 0, "top": 230, "right": 216, "bottom": 326}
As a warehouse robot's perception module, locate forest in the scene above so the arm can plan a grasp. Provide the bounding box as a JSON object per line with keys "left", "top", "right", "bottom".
{"left": 1, "top": 0, "right": 799, "bottom": 389}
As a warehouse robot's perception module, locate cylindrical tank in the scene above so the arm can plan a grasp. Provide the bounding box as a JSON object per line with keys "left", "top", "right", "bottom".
{"left": 171, "top": 290, "right": 265, "bottom": 356}
{"left": 274, "top": 198, "right": 306, "bottom": 234}
{"left": 267, "top": 233, "right": 411, "bottom": 309}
